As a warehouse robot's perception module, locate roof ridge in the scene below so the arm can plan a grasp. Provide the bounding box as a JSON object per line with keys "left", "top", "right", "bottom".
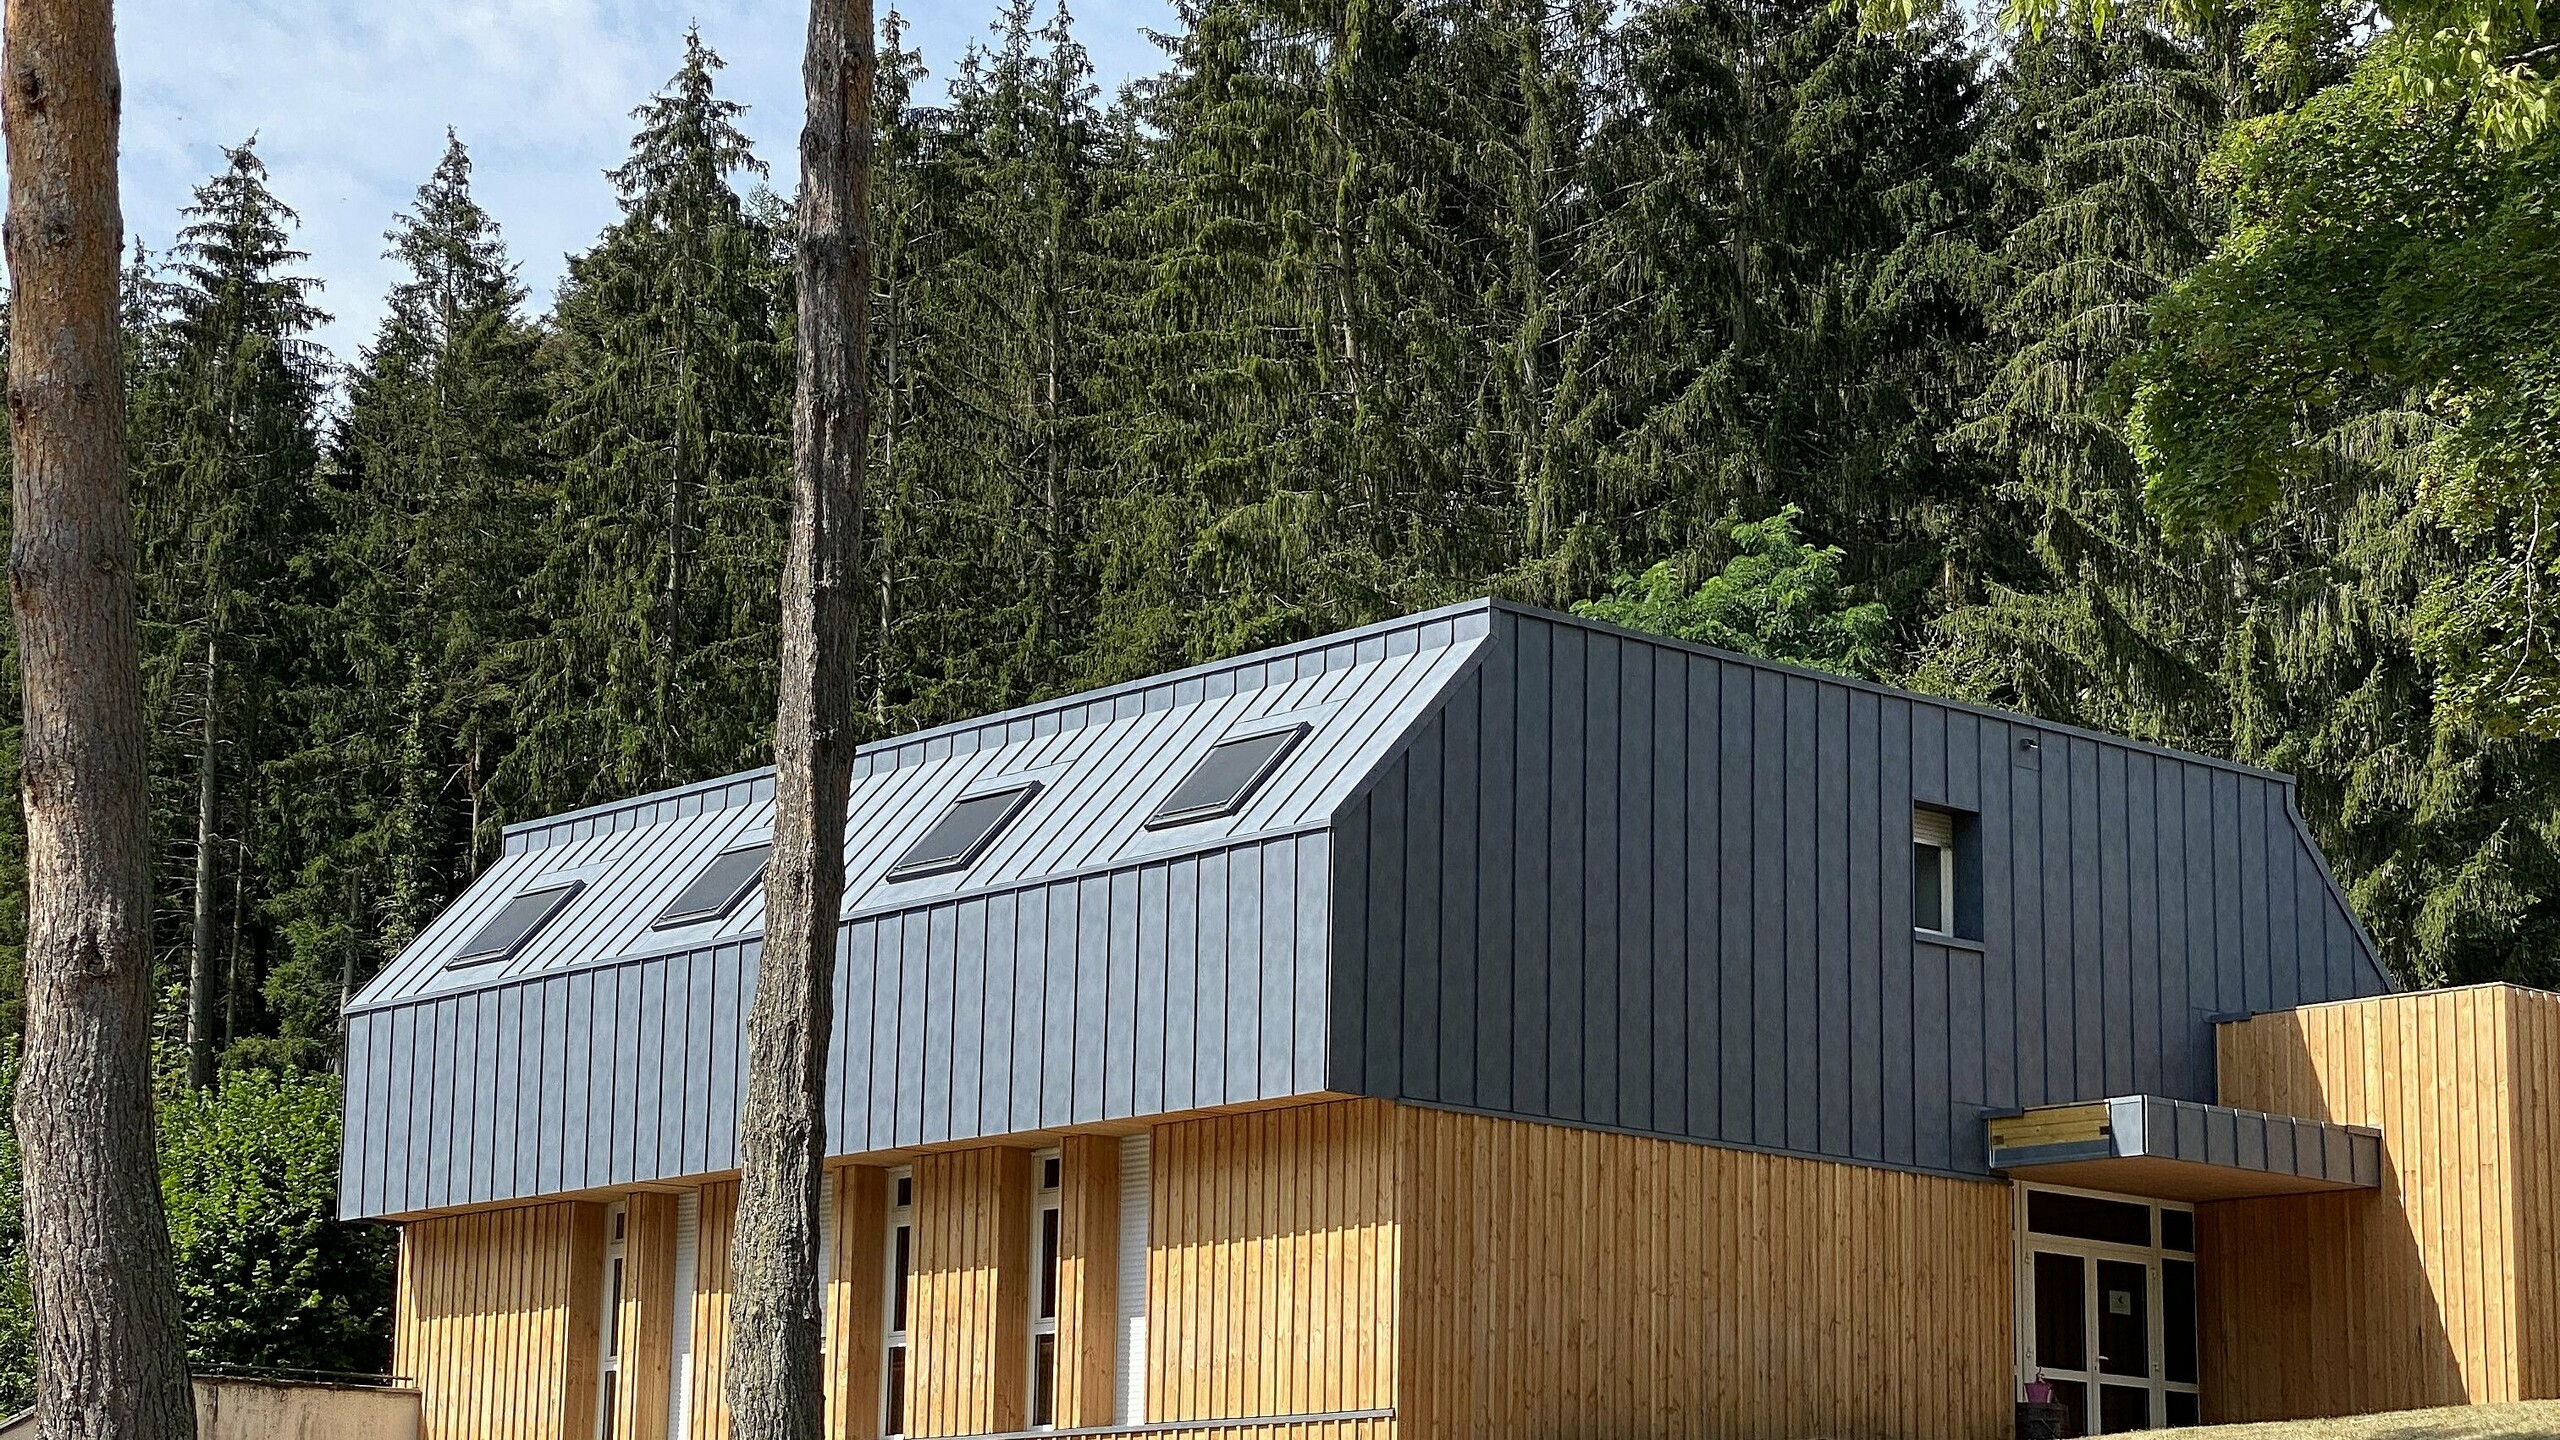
{"left": 501, "top": 599, "right": 1498, "bottom": 849}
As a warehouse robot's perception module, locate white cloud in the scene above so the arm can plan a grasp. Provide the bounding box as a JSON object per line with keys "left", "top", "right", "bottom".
{"left": 101, "top": 0, "right": 1171, "bottom": 367}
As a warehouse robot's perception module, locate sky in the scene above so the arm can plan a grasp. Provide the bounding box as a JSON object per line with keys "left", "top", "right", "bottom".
{"left": 109, "top": 0, "right": 1178, "bottom": 366}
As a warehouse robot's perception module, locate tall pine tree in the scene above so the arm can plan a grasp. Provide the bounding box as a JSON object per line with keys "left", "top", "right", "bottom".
{"left": 509, "top": 32, "right": 793, "bottom": 809}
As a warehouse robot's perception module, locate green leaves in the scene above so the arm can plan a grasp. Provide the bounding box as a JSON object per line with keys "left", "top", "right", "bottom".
{"left": 1575, "top": 506, "right": 1892, "bottom": 676}
{"left": 158, "top": 1070, "right": 396, "bottom": 1374}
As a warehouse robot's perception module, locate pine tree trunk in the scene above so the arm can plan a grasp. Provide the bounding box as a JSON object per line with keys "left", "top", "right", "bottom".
{"left": 727, "top": 2, "right": 873, "bottom": 1438}
{"left": 187, "top": 635, "right": 219, "bottom": 1087}
{"left": 4, "top": 0, "right": 202, "bottom": 1435}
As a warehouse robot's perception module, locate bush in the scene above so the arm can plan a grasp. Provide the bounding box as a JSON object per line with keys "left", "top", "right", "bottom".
{"left": 159, "top": 1068, "right": 396, "bottom": 1374}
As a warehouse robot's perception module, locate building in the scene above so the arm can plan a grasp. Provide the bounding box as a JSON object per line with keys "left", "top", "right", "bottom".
{"left": 339, "top": 599, "right": 2560, "bottom": 1440}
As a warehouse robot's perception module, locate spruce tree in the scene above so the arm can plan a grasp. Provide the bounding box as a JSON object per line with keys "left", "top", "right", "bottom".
{"left": 128, "top": 140, "right": 330, "bottom": 1084}
{"left": 510, "top": 31, "right": 793, "bottom": 809}
{"left": 258, "top": 134, "right": 548, "bottom": 1063}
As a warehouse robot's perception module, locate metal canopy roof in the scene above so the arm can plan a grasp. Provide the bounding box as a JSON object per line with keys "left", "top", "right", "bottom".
{"left": 1988, "top": 1096, "right": 2383, "bottom": 1201}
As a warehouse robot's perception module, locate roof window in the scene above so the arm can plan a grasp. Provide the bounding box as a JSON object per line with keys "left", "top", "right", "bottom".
{"left": 653, "top": 842, "right": 772, "bottom": 929}
{"left": 1145, "top": 723, "right": 1310, "bottom": 828}
{"left": 886, "top": 783, "right": 1042, "bottom": 881}
{"left": 447, "top": 880, "right": 584, "bottom": 969}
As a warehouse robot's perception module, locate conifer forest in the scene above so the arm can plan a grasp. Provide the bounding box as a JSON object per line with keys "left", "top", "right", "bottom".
{"left": 4, "top": 0, "right": 2560, "bottom": 1382}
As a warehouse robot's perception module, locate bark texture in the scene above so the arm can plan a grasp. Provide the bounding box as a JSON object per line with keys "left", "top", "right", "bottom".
{"left": 4, "top": 1, "right": 202, "bottom": 1437}
{"left": 726, "top": 2, "right": 874, "bottom": 1437}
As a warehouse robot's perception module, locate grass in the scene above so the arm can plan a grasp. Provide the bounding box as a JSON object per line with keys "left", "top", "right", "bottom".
{"left": 2146, "top": 1402, "right": 2560, "bottom": 1438}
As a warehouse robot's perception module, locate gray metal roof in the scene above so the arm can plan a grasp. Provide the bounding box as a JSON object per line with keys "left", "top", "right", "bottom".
{"left": 350, "top": 606, "right": 1491, "bottom": 1011}
{"left": 340, "top": 599, "right": 2394, "bottom": 1219}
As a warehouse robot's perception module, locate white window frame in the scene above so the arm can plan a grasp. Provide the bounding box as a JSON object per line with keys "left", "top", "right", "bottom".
{"left": 1030, "top": 1149, "right": 1063, "bottom": 1429}
{"left": 883, "top": 1168, "right": 914, "bottom": 1439}
{"left": 598, "top": 1201, "right": 628, "bottom": 1440}
{"left": 1913, "top": 807, "right": 1958, "bottom": 937}
{"left": 2012, "top": 1181, "right": 2202, "bottom": 1431}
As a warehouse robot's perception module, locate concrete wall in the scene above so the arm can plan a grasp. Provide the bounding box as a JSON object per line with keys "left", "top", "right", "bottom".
{"left": 2, "top": 1379, "right": 421, "bottom": 1440}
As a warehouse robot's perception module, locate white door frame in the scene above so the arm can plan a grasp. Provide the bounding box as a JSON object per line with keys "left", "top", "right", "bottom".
{"left": 2012, "top": 1182, "right": 2202, "bottom": 1432}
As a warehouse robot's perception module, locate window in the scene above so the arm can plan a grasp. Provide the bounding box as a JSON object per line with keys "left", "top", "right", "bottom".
{"left": 1030, "top": 1150, "right": 1063, "bottom": 1428}
{"left": 1913, "top": 808, "right": 1957, "bottom": 936}
{"left": 884, "top": 1169, "right": 915, "bottom": 1437}
{"left": 1145, "top": 724, "right": 1310, "bottom": 828}
{"left": 1113, "top": 1135, "right": 1150, "bottom": 1425}
{"left": 886, "top": 784, "right": 1041, "bottom": 881}
{"left": 449, "top": 880, "right": 583, "bottom": 968}
{"left": 598, "top": 1202, "right": 628, "bottom": 1440}
{"left": 654, "top": 843, "right": 771, "bottom": 929}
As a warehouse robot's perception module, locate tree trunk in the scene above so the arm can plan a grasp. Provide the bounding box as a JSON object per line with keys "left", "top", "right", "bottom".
{"left": 727, "top": 2, "right": 873, "bottom": 1438}
{"left": 4, "top": 0, "right": 202, "bottom": 1436}
{"left": 187, "top": 636, "right": 217, "bottom": 1086}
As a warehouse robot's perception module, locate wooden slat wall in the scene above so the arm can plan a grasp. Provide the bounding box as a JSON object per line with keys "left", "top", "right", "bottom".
{"left": 616, "top": 1194, "right": 679, "bottom": 1440}
{"left": 686, "top": 1181, "right": 741, "bottom": 1440}
{"left": 827, "top": 1167, "right": 890, "bottom": 1440}
{"left": 395, "top": 1201, "right": 607, "bottom": 1440}
{"left": 908, "top": 1148, "right": 1035, "bottom": 1437}
{"left": 2209, "top": 985, "right": 2560, "bottom": 1420}
{"left": 1394, "top": 1104, "right": 2010, "bottom": 1440}
{"left": 1150, "top": 1102, "right": 1402, "bottom": 1422}
{"left": 1057, "top": 1134, "right": 1122, "bottom": 1427}
{"left": 2513, "top": 988, "right": 2560, "bottom": 1398}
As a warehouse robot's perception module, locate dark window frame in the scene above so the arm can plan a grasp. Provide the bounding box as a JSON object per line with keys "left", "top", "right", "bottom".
{"left": 884, "top": 782, "right": 1043, "bottom": 882}
{"left": 651, "top": 841, "right": 773, "bottom": 930}
{"left": 446, "top": 880, "right": 585, "bottom": 969}
{"left": 1143, "top": 722, "right": 1312, "bottom": 830}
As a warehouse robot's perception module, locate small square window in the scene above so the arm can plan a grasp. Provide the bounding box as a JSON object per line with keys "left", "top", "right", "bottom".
{"left": 887, "top": 784, "right": 1041, "bottom": 881}
{"left": 1145, "top": 724, "right": 1310, "bottom": 828}
{"left": 448, "top": 881, "right": 583, "bottom": 969}
{"left": 1913, "top": 807, "right": 1957, "bottom": 937}
{"left": 653, "top": 842, "right": 771, "bottom": 929}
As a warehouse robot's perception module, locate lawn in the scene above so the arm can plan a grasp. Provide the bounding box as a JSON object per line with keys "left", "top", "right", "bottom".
{"left": 2149, "top": 1403, "right": 2560, "bottom": 1438}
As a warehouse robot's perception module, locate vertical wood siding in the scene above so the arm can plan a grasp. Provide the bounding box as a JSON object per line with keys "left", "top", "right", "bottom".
{"left": 686, "top": 1181, "right": 740, "bottom": 1440}
{"left": 1149, "top": 1103, "right": 1402, "bottom": 1423}
{"left": 2512, "top": 988, "right": 2560, "bottom": 1400}
{"left": 1057, "top": 1134, "right": 1123, "bottom": 1426}
{"left": 908, "top": 1148, "right": 1036, "bottom": 1436}
{"left": 617, "top": 1194, "right": 679, "bottom": 1440}
{"left": 395, "top": 1201, "right": 606, "bottom": 1440}
{"left": 2209, "top": 986, "right": 2560, "bottom": 1419}
{"left": 1394, "top": 1105, "right": 2012, "bottom": 1440}
{"left": 1331, "top": 608, "right": 2390, "bottom": 1181}
{"left": 827, "top": 1166, "right": 889, "bottom": 1440}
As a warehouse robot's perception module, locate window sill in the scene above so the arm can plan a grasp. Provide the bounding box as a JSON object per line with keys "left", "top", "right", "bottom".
{"left": 1913, "top": 928, "right": 1987, "bottom": 954}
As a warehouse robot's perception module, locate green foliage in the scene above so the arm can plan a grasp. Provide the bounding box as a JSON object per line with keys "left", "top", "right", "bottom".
{"left": 506, "top": 30, "right": 792, "bottom": 810}
{"left": 158, "top": 1068, "right": 396, "bottom": 1374}
{"left": 1575, "top": 508, "right": 1890, "bottom": 676}
{"left": 0, "top": 1047, "right": 29, "bottom": 1414}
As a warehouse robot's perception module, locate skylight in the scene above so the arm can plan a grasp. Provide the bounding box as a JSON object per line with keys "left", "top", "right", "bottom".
{"left": 885, "top": 783, "right": 1042, "bottom": 881}
{"left": 653, "top": 842, "right": 772, "bottom": 930}
{"left": 447, "top": 881, "right": 584, "bottom": 969}
{"left": 1145, "top": 723, "right": 1310, "bottom": 828}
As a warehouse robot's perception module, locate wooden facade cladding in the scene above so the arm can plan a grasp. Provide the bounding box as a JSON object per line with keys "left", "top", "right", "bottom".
{"left": 1055, "top": 1134, "right": 1122, "bottom": 1427}
{"left": 1150, "top": 1103, "right": 1402, "bottom": 1423}
{"left": 2208, "top": 985, "right": 2560, "bottom": 1420}
{"left": 909, "top": 1148, "right": 1036, "bottom": 1436}
{"left": 1394, "top": 1105, "right": 2012, "bottom": 1440}
{"left": 395, "top": 1200, "right": 605, "bottom": 1440}
{"left": 615, "top": 1194, "right": 679, "bottom": 1440}
{"left": 826, "top": 1165, "right": 889, "bottom": 1440}
{"left": 686, "top": 1180, "right": 740, "bottom": 1440}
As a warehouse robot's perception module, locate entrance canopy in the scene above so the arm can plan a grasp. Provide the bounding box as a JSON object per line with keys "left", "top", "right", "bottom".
{"left": 1988, "top": 1095, "right": 2382, "bottom": 1201}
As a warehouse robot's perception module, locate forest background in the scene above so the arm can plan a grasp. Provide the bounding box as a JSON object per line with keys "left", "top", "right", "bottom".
{"left": 2, "top": 0, "right": 2556, "bottom": 1397}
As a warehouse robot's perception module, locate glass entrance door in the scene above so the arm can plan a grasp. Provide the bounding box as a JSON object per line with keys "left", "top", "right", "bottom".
{"left": 2016, "top": 1186, "right": 2201, "bottom": 1434}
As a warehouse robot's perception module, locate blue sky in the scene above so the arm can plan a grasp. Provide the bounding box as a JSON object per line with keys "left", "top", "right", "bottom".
{"left": 113, "top": 0, "right": 1176, "bottom": 365}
